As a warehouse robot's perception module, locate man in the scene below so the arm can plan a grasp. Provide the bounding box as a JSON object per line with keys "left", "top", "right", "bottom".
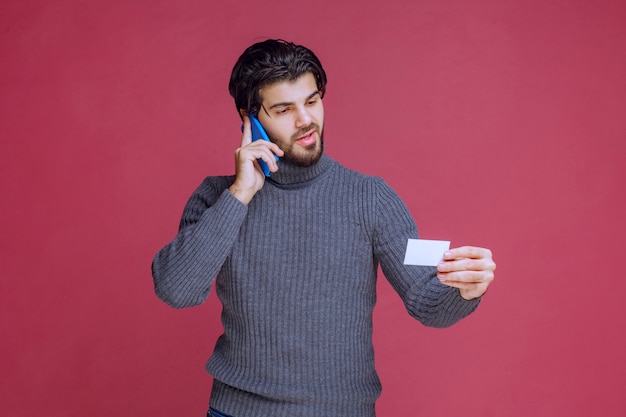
{"left": 152, "top": 39, "right": 495, "bottom": 417}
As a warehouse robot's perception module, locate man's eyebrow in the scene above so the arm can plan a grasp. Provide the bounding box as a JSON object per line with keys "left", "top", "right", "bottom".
{"left": 267, "top": 90, "right": 320, "bottom": 110}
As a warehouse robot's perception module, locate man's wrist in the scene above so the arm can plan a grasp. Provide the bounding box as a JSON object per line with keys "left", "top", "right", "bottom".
{"left": 228, "top": 183, "right": 255, "bottom": 205}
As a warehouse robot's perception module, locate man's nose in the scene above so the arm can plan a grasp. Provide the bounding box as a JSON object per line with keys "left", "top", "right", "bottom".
{"left": 295, "top": 107, "right": 312, "bottom": 127}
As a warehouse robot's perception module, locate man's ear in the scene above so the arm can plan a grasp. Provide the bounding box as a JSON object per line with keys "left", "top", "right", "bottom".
{"left": 239, "top": 109, "right": 247, "bottom": 118}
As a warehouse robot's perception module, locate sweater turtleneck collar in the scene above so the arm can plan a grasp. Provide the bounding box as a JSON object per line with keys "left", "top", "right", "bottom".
{"left": 266, "top": 154, "right": 334, "bottom": 188}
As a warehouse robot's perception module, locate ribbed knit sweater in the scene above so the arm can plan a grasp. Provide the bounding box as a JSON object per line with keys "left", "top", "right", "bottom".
{"left": 152, "top": 154, "right": 480, "bottom": 417}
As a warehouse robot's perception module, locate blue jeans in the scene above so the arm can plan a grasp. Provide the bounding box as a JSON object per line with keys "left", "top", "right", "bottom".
{"left": 207, "top": 408, "right": 233, "bottom": 417}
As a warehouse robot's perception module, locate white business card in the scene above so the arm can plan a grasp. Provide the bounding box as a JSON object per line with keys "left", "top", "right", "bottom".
{"left": 403, "top": 239, "right": 450, "bottom": 266}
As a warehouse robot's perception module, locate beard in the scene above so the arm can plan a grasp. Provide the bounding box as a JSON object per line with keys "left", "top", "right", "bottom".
{"left": 273, "top": 122, "right": 324, "bottom": 167}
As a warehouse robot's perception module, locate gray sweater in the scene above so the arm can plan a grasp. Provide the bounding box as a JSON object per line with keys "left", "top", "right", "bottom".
{"left": 152, "top": 155, "right": 480, "bottom": 417}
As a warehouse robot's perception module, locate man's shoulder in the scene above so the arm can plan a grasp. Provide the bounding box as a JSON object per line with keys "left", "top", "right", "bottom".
{"left": 330, "top": 159, "right": 389, "bottom": 188}
{"left": 188, "top": 175, "right": 236, "bottom": 199}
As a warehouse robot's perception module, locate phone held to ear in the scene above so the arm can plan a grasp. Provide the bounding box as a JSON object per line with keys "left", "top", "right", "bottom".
{"left": 247, "top": 115, "right": 279, "bottom": 177}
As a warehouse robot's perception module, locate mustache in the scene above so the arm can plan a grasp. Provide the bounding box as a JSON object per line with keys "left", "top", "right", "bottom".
{"left": 291, "top": 123, "right": 321, "bottom": 141}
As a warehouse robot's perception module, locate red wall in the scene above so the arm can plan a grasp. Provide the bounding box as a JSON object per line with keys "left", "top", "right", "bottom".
{"left": 2, "top": 0, "right": 625, "bottom": 416}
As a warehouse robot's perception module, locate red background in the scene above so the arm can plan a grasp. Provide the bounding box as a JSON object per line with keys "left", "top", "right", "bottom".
{"left": 2, "top": 0, "right": 625, "bottom": 416}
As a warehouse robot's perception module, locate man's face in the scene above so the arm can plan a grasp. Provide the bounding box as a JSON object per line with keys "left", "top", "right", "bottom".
{"left": 256, "top": 72, "right": 324, "bottom": 167}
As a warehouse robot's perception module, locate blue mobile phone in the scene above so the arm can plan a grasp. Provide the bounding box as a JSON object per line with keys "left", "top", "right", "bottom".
{"left": 248, "top": 115, "right": 279, "bottom": 177}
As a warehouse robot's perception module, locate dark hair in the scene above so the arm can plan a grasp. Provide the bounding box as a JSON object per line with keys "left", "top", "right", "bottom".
{"left": 229, "top": 39, "right": 327, "bottom": 118}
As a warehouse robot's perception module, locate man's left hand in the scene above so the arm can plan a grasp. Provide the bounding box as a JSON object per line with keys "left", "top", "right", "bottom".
{"left": 437, "top": 246, "right": 496, "bottom": 300}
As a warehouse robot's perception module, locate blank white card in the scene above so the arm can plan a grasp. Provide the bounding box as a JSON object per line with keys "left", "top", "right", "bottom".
{"left": 403, "top": 239, "right": 450, "bottom": 266}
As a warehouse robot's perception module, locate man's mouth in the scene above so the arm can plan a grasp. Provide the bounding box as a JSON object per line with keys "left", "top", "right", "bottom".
{"left": 294, "top": 129, "right": 317, "bottom": 147}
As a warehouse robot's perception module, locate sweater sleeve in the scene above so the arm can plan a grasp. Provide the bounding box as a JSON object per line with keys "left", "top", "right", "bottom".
{"left": 152, "top": 177, "right": 248, "bottom": 309}
{"left": 370, "top": 178, "right": 480, "bottom": 328}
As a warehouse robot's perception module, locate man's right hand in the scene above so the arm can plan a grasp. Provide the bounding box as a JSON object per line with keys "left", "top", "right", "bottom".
{"left": 228, "top": 115, "right": 284, "bottom": 205}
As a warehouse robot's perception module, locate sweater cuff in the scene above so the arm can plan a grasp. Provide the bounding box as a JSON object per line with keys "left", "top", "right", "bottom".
{"left": 194, "top": 189, "right": 248, "bottom": 242}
